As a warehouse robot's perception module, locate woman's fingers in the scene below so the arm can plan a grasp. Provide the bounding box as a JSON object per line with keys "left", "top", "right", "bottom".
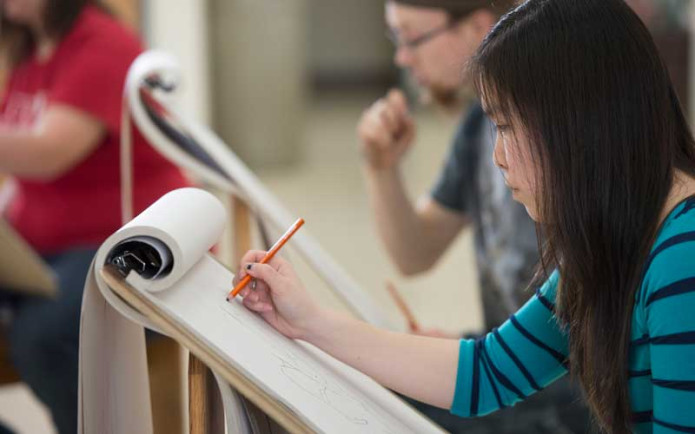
{"left": 239, "top": 250, "right": 269, "bottom": 265}
{"left": 242, "top": 283, "right": 273, "bottom": 312}
{"left": 239, "top": 273, "right": 276, "bottom": 312}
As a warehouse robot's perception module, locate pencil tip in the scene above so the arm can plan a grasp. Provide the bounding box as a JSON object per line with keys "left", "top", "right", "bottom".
{"left": 225, "top": 296, "right": 230, "bottom": 302}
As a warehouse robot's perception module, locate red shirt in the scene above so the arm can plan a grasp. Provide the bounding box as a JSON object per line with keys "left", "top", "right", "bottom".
{"left": 0, "top": 7, "right": 189, "bottom": 254}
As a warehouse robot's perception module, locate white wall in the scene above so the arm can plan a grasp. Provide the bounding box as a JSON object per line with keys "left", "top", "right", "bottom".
{"left": 207, "top": 0, "right": 309, "bottom": 168}
{"left": 142, "top": 0, "right": 212, "bottom": 125}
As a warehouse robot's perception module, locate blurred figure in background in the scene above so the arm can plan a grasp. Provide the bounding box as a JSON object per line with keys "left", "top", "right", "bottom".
{"left": 625, "top": 0, "right": 691, "bottom": 115}
{"left": 0, "top": 0, "right": 188, "bottom": 432}
{"left": 357, "top": 0, "right": 590, "bottom": 432}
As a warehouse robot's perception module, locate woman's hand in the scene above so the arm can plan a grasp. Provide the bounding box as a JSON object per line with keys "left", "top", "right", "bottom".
{"left": 234, "top": 250, "right": 322, "bottom": 340}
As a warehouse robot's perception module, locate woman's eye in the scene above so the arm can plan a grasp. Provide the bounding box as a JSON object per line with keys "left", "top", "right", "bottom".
{"left": 496, "top": 127, "right": 510, "bottom": 141}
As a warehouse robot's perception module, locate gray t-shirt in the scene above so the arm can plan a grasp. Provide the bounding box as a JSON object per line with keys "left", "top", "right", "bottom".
{"left": 431, "top": 102, "right": 540, "bottom": 330}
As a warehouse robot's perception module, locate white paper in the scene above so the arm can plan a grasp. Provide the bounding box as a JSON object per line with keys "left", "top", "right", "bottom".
{"left": 79, "top": 188, "right": 226, "bottom": 434}
{"left": 78, "top": 265, "right": 154, "bottom": 434}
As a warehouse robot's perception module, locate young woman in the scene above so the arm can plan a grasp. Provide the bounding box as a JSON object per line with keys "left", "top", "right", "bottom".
{"left": 0, "top": 1, "right": 187, "bottom": 432}
{"left": 235, "top": 0, "right": 695, "bottom": 433}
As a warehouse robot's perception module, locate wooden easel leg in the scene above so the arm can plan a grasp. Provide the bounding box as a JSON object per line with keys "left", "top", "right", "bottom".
{"left": 189, "top": 352, "right": 226, "bottom": 434}
{"left": 189, "top": 354, "right": 210, "bottom": 434}
{"left": 148, "top": 336, "right": 184, "bottom": 434}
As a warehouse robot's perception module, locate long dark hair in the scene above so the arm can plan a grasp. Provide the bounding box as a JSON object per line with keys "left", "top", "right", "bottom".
{"left": 471, "top": 0, "right": 695, "bottom": 432}
{"left": 0, "top": 0, "right": 96, "bottom": 66}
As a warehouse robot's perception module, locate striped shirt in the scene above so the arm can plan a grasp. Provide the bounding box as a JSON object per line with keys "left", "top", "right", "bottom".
{"left": 450, "top": 195, "right": 695, "bottom": 433}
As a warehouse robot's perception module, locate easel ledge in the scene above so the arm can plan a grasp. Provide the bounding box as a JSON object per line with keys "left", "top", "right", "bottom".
{"left": 99, "top": 265, "right": 314, "bottom": 434}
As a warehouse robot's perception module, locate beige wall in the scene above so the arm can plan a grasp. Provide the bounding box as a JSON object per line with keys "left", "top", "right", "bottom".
{"left": 143, "top": 0, "right": 212, "bottom": 126}
{"left": 207, "top": 0, "right": 308, "bottom": 168}
{"left": 308, "top": 0, "right": 393, "bottom": 84}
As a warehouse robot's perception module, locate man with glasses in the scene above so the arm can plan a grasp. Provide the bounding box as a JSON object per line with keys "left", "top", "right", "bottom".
{"left": 357, "top": 1, "right": 590, "bottom": 432}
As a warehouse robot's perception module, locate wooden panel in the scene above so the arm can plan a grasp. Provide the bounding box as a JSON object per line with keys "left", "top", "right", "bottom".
{"left": 148, "top": 336, "right": 184, "bottom": 434}
{"left": 189, "top": 355, "right": 210, "bottom": 434}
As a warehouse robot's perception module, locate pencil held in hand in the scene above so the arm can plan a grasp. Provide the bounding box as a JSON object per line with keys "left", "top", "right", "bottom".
{"left": 385, "top": 281, "right": 420, "bottom": 332}
{"left": 227, "top": 218, "right": 305, "bottom": 301}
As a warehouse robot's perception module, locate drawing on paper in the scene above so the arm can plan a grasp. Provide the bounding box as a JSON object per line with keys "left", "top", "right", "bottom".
{"left": 274, "top": 351, "right": 369, "bottom": 425}
{"left": 217, "top": 297, "right": 397, "bottom": 432}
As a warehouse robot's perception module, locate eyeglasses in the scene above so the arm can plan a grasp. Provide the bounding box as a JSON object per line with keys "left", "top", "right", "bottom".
{"left": 385, "top": 20, "right": 461, "bottom": 51}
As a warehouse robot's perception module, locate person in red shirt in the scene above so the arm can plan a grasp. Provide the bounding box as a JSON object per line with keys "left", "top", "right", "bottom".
{"left": 0, "top": 1, "right": 188, "bottom": 432}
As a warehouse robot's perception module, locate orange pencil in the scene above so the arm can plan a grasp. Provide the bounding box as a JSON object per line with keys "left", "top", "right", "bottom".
{"left": 226, "top": 218, "right": 305, "bottom": 301}
{"left": 385, "top": 281, "right": 420, "bottom": 332}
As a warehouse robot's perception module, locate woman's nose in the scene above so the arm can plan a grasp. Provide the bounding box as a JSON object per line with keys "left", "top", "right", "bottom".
{"left": 492, "top": 135, "right": 507, "bottom": 170}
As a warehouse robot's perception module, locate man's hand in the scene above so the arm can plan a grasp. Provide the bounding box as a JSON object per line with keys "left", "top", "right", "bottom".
{"left": 357, "top": 89, "right": 415, "bottom": 171}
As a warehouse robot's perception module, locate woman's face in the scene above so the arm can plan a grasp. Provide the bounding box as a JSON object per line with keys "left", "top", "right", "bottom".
{"left": 2, "top": 0, "right": 46, "bottom": 28}
{"left": 484, "top": 97, "right": 541, "bottom": 220}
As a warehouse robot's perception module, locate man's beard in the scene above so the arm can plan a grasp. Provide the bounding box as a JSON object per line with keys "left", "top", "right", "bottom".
{"left": 419, "top": 81, "right": 473, "bottom": 113}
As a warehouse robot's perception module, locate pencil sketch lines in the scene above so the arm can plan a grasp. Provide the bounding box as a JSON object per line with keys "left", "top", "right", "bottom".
{"left": 216, "top": 300, "right": 398, "bottom": 432}
{"left": 274, "top": 351, "right": 369, "bottom": 425}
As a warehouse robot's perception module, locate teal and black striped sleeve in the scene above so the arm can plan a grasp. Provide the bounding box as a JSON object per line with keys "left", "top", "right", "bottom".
{"left": 450, "top": 270, "right": 569, "bottom": 417}
{"left": 638, "top": 219, "right": 695, "bottom": 432}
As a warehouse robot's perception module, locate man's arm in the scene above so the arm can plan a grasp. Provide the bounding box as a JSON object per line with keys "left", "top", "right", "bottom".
{"left": 358, "top": 89, "right": 469, "bottom": 275}
{"left": 364, "top": 166, "right": 469, "bottom": 275}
